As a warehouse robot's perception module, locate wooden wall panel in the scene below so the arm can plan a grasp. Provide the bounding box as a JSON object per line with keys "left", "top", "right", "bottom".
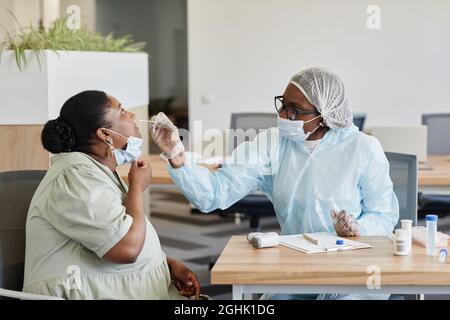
{"left": 0, "top": 125, "right": 49, "bottom": 172}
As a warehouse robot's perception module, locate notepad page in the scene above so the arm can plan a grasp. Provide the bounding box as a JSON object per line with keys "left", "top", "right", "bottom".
{"left": 279, "top": 234, "right": 324, "bottom": 254}
{"left": 304, "top": 232, "right": 372, "bottom": 249}
{"left": 279, "top": 232, "right": 372, "bottom": 254}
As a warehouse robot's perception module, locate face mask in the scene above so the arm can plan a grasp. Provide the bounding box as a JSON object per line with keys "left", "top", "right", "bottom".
{"left": 277, "top": 115, "right": 322, "bottom": 142}
{"left": 102, "top": 129, "right": 143, "bottom": 166}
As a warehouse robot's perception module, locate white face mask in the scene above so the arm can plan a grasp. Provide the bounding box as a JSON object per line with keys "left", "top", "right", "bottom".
{"left": 102, "top": 128, "right": 143, "bottom": 166}
{"left": 277, "top": 115, "right": 322, "bottom": 143}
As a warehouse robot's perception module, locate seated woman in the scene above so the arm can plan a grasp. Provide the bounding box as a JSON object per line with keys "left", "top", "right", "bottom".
{"left": 22, "top": 90, "right": 200, "bottom": 300}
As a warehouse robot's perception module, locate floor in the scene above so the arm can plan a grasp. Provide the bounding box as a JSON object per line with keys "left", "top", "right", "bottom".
{"left": 149, "top": 188, "right": 450, "bottom": 300}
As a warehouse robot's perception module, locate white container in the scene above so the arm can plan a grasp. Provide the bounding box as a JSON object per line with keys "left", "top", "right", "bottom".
{"left": 401, "top": 219, "right": 413, "bottom": 253}
{"left": 250, "top": 232, "right": 279, "bottom": 249}
{"left": 247, "top": 232, "right": 264, "bottom": 242}
{"left": 0, "top": 50, "right": 149, "bottom": 125}
{"left": 426, "top": 214, "right": 438, "bottom": 256}
{"left": 393, "top": 229, "right": 409, "bottom": 256}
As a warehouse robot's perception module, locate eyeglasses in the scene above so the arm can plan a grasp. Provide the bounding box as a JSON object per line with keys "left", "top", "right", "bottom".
{"left": 274, "top": 95, "right": 320, "bottom": 120}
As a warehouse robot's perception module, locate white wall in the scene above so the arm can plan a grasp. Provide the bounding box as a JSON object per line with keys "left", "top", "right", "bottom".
{"left": 0, "top": 0, "right": 40, "bottom": 40}
{"left": 187, "top": 0, "right": 450, "bottom": 132}
{"left": 0, "top": 0, "right": 14, "bottom": 40}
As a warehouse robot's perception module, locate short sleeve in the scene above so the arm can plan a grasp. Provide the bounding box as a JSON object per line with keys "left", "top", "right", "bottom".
{"left": 44, "top": 165, "right": 133, "bottom": 258}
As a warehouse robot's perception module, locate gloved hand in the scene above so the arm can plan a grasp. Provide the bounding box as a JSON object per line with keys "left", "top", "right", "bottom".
{"left": 331, "top": 210, "right": 361, "bottom": 237}
{"left": 149, "top": 112, "right": 185, "bottom": 160}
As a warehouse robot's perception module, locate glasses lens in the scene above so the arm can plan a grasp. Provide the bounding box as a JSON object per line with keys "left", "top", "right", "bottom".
{"left": 284, "top": 106, "right": 297, "bottom": 120}
{"left": 275, "top": 97, "right": 284, "bottom": 113}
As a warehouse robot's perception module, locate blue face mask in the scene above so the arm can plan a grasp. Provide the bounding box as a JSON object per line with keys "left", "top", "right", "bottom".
{"left": 103, "top": 129, "right": 143, "bottom": 166}
{"left": 277, "top": 115, "right": 322, "bottom": 143}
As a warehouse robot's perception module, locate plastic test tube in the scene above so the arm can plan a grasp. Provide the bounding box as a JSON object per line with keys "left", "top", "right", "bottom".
{"left": 426, "top": 214, "right": 438, "bottom": 256}
{"left": 327, "top": 196, "right": 340, "bottom": 223}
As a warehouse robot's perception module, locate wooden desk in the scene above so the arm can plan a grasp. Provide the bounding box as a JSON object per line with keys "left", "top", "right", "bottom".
{"left": 211, "top": 236, "right": 450, "bottom": 300}
{"left": 418, "top": 156, "right": 450, "bottom": 195}
{"left": 117, "top": 155, "right": 173, "bottom": 185}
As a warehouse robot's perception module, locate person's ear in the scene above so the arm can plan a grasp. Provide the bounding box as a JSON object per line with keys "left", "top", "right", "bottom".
{"left": 96, "top": 128, "right": 113, "bottom": 146}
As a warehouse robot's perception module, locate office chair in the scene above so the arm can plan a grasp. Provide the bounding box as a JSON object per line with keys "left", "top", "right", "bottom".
{"left": 385, "top": 152, "right": 419, "bottom": 300}
{"left": 0, "top": 170, "right": 60, "bottom": 300}
{"left": 419, "top": 114, "right": 450, "bottom": 217}
{"left": 385, "top": 152, "right": 418, "bottom": 228}
{"left": 422, "top": 113, "right": 450, "bottom": 155}
{"left": 209, "top": 113, "right": 278, "bottom": 230}
{"left": 353, "top": 113, "right": 367, "bottom": 131}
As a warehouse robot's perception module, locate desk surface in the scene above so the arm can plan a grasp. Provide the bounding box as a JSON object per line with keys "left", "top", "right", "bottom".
{"left": 117, "top": 155, "right": 450, "bottom": 186}
{"left": 211, "top": 236, "right": 450, "bottom": 286}
{"left": 117, "top": 155, "right": 171, "bottom": 185}
{"left": 419, "top": 155, "right": 450, "bottom": 186}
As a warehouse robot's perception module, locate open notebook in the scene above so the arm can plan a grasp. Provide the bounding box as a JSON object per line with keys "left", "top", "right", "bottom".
{"left": 280, "top": 232, "right": 372, "bottom": 254}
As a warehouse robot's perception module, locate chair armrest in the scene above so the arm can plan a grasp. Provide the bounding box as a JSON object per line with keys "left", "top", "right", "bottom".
{"left": 0, "top": 288, "right": 64, "bottom": 300}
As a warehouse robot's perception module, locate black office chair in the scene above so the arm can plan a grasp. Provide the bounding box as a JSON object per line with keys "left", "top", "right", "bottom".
{"left": 0, "top": 170, "right": 59, "bottom": 300}
{"left": 419, "top": 114, "right": 450, "bottom": 217}
{"left": 422, "top": 114, "right": 450, "bottom": 155}
{"left": 385, "top": 152, "right": 418, "bottom": 228}
{"left": 353, "top": 113, "right": 366, "bottom": 131}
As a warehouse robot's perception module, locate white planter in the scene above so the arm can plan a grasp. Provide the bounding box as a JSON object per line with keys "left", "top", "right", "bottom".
{"left": 0, "top": 50, "right": 149, "bottom": 124}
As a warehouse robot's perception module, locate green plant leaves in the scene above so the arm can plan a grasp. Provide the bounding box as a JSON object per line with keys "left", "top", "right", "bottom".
{"left": 0, "top": 15, "right": 146, "bottom": 71}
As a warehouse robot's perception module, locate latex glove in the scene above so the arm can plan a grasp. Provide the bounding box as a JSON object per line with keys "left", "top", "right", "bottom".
{"left": 331, "top": 210, "right": 361, "bottom": 237}
{"left": 149, "top": 112, "right": 185, "bottom": 160}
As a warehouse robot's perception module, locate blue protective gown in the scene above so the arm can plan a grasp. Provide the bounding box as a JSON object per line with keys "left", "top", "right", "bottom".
{"left": 168, "top": 125, "right": 399, "bottom": 237}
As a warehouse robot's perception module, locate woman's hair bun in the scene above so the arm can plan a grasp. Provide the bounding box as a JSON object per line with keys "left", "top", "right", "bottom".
{"left": 41, "top": 117, "right": 76, "bottom": 154}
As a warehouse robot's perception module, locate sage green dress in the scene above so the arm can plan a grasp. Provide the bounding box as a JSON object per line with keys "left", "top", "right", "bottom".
{"left": 23, "top": 152, "right": 184, "bottom": 300}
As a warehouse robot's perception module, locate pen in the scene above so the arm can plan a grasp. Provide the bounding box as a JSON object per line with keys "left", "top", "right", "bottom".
{"left": 303, "top": 234, "right": 320, "bottom": 245}
{"left": 325, "top": 245, "right": 353, "bottom": 252}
